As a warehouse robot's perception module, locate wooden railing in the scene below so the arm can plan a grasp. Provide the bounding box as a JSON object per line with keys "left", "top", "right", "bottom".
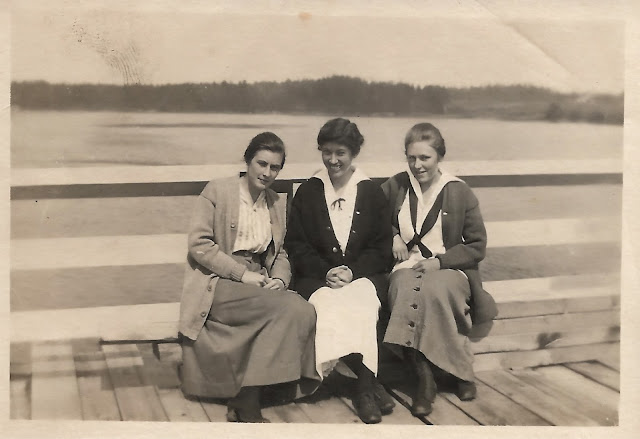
{"left": 10, "top": 159, "right": 622, "bottom": 370}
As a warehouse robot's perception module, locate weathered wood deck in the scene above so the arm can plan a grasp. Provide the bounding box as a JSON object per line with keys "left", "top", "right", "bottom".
{"left": 10, "top": 339, "right": 620, "bottom": 425}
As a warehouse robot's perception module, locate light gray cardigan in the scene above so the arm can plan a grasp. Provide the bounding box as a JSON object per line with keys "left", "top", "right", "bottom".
{"left": 178, "top": 176, "right": 292, "bottom": 340}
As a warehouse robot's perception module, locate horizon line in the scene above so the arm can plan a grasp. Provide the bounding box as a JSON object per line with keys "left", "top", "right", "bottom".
{"left": 9, "top": 77, "right": 624, "bottom": 97}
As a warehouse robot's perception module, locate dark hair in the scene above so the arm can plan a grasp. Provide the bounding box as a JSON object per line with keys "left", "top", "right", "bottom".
{"left": 404, "top": 123, "right": 446, "bottom": 158}
{"left": 317, "top": 118, "right": 364, "bottom": 156}
{"left": 244, "top": 132, "right": 286, "bottom": 167}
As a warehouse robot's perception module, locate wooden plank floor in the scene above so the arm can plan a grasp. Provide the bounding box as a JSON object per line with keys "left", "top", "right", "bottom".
{"left": 9, "top": 339, "right": 620, "bottom": 425}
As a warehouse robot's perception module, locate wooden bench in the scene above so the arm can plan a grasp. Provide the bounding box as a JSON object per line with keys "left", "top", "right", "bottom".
{"left": 9, "top": 159, "right": 622, "bottom": 423}
{"left": 11, "top": 159, "right": 621, "bottom": 363}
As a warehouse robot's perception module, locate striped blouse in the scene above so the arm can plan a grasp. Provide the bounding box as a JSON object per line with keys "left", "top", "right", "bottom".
{"left": 232, "top": 180, "right": 273, "bottom": 254}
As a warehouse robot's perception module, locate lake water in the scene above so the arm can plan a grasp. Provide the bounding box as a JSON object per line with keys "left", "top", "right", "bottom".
{"left": 11, "top": 109, "right": 623, "bottom": 168}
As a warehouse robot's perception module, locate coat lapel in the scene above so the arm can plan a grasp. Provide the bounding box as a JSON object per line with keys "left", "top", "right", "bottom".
{"left": 266, "top": 190, "right": 284, "bottom": 253}
{"left": 227, "top": 177, "right": 240, "bottom": 248}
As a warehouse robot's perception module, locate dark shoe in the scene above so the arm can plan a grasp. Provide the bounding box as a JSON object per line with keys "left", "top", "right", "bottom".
{"left": 411, "top": 370, "right": 436, "bottom": 417}
{"left": 408, "top": 350, "right": 437, "bottom": 417}
{"left": 353, "top": 391, "right": 382, "bottom": 424}
{"left": 226, "top": 407, "right": 270, "bottom": 423}
{"left": 373, "top": 379, "right": 395, "bottom": 415}
{"left": 456, "top": 380, "right": 477, "bottom": 401}
{"left": 411, "top": 395, "right": 433, "bottom": 417}
{"left": 227, "top": 386, "right": 270, "bottom": 423}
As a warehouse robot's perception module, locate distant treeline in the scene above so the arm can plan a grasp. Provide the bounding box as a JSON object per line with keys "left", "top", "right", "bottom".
{"left": 11, "top": 76, "right": 623, "bottom": 124}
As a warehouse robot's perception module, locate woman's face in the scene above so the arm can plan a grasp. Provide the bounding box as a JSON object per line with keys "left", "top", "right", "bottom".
{"left": 246, "top": 149, "right": 284, "bottom": 193}
{"left": 406, "top": 141, "right": 441, "bottom": 186}
{"left": 321, "top": 142, "right": 354, "bottom": 181}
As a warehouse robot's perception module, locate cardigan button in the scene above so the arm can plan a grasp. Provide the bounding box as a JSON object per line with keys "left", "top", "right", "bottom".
{"left": 413, "top": 286, "right": 420, "bottom": 291}
{"left": 332, "top": 247, "right": 338, "bottom": 253}
{"left": 200, "top": 312, "right": 207, "bottom": 318}
{"left": 409, "top": 321, "right": 415, "bottom": 328}
{"left": 207, "top": 285, "right": 212, "bottom": 291}
{"left": 411, "top": 304, "right": 418, "bottom": 309}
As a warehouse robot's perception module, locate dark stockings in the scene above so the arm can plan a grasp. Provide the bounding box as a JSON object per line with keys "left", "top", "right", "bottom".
{"left": 227, "top": 386, "right": 269, "bottom": 423}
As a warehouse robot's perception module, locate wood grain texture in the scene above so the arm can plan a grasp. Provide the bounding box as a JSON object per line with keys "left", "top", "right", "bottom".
{"left": 157, "top": 388, "right": 210, "bottom": 422}
{"left": 509, "top": 366, "right": 618, "bottom": 426}
{"left": 102, "top": 344, "right": 168, "bottom": 421}
{"left": 440, "top": 380, "right": 549, "bottom": 426}
{"left": 295, "top": 385, "right": 362, "bottom": 424}
{"left": 597, "top": 352, "right": 621, "bottom": 371}
{"left": 565, "top": 361, "right": 620, "bottom": 391}
{"left": 198, "top": 398, "right": 231, "bottom": 422}
{"left": 477, "top": 369, "right": 600, "bottom": 426}
{"left": 30, "top": 342, "right": 83, "bottom": 420}
{"left": 262, "top": 403, "right": 313, "bottom": 423}
{"left": 71, "top": 339, "right": 121, "bottom": 421}
{"left": 471, "top": 325, "right": 620, "bottom": 354}
{"left": 484, "top": 310, "right": 619, "bottom": 336}
{"left": 474, "top": 342, "right": 619, "bottom": 371}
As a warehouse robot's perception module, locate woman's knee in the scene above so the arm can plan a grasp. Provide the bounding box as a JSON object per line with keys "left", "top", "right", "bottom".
{"left": 419, "top": 271, "right": 469, "bottom": 305}
{"left": 282, "top": 293, "right": 317, "bottom": 325}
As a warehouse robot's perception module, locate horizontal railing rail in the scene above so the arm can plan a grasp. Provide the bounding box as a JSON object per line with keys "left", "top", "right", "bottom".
{"left": 10, "top": 217, "right": 621, "bottom": 271}
{"left": 10, "top": 159, "right": 623, "bottom": 199}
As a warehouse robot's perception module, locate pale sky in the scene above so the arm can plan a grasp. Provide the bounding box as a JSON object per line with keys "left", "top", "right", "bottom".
{"left": 11, "top": 1, "right": 626, "bottom": 93}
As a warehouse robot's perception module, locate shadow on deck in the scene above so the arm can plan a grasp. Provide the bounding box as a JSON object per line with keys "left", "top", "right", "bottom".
{"left": 10, "top": 339, "right": 620, "bottom": 426}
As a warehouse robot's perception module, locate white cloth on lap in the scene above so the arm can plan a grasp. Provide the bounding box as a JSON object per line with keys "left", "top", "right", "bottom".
{"left": 308, "top": 277, "right": 381, "bottom": 378}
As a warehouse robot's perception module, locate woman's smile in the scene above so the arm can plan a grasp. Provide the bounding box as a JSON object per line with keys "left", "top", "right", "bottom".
{"left": 321, "top": 142, "right": 354, "bottom": 183}
{"left": 406, "top": 141, "right": 441, "bottom": 189}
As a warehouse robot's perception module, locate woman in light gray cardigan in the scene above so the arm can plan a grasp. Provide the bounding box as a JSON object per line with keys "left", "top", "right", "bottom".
{"left": 179, "top": 132, "right": 320, "bottom": 423}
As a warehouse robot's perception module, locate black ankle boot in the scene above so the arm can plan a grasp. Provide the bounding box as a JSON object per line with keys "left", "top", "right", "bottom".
{"left": 406, "top": 349, "right": 437, "bottom": 417}
{"left": 456, "top": 379, "right": 477, "bottom": 401}
{"left": 227, "top": 386, "right": 270, "bottom": 423}
{"left": 353, "top": 366, "right": 382, "bottom": 423}
{"left": 373, "top": 378, "right": 395, "bottom": 415}
{"left": 341, "top": 354, "right": 383, "bottom": 423}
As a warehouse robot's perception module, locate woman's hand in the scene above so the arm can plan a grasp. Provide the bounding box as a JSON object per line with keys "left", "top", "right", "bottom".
{"left": 241, "top": 270, "right": 267, "bottom": 287}
{"left": 411, "top": 258, "right": 441, "bottom": 273}
{"left": 326, "top": 266, "right": 353, "bottom": 289}
{"left": 263, "top": 277, "right": 286, "bottom": 290}
{"left": 392, "top": 234, "right": 409, "bottom": 262}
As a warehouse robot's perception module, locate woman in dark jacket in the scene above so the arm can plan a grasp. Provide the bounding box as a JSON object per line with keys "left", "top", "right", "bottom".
{"left": 285, "top": 118, "right": 394, "bottom": 424}
{"left": 381, "top": 123, "right": 497, "bottom": 417}
{"left": 179, "top": 132, "right": 320, "bottom": 423}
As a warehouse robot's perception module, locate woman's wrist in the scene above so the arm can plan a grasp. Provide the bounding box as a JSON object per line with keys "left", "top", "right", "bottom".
{"left": 231, "top": 263, "right": 248, "bottom": 282}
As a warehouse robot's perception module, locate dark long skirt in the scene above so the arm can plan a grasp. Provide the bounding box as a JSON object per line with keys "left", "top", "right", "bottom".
{"left": 383, "top": 268, "right": 474, "bottom": 381}
{"left": 181, "top": 264, "right": 321, "bottom": 399}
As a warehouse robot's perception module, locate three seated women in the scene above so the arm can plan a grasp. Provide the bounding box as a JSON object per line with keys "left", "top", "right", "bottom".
{"left": 178, "top": 121, "right": 495, "bottom": 423}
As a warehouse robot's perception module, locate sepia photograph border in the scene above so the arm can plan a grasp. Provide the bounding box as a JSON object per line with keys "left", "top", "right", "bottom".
{"left": 1, "top": 1, "right": 639, "bottom": 438}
